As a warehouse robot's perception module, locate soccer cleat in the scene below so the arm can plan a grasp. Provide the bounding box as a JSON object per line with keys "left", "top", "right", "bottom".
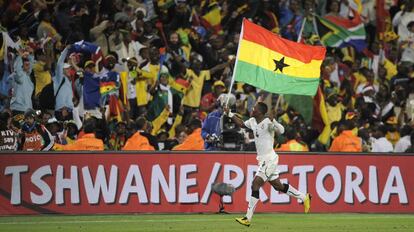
{"left": 235, "top": 217, "right": 251, "bottom": 227}
{"left": 303, "top": 193, "right": 311, "bottom": 213}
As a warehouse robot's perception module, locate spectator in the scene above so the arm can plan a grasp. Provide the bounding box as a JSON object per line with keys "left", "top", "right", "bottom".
{"left": 394, "top": 125, "right": 412, "bottom": 152}
{"left": 45, "top": 117, "right": 63, "bottom": 145}
{"left": 115, "top": 31, "right": 139, "bottom": 70}
{"left": 181, "top": 52, "right": 227, "bottom": 124}
{"left": 108, "top": 121, "right": 128, "bottom": 150}
{"left": 56, "top": 118, "right": 104, "bottom": 151}
{"left": 385, "top": 116, "right": 400, "bottom": 146}
{"left": 33, "top": 49, "right": 52, "bottom": 97}
{"left": 10, "top": 50, "right": 35, "bottom": 115}
{"left": 325, "top": 89, "right": 345, "bottom": 126}
{"left": 123, "top": 117, "right": 155, "bottom": 150}
{"left": 125, "top": 57, "right": 139, "bottom": 119}
{"left": 135, "top": 47, "right": 169, "bottom": 116}
{"left": 370, "top": 125, "right": 394, "bottom": 152}
{"left": 53, "top": 47, "right": 73, "bottom": 121}
{"left": 36, "top": 9, "right": 61, "bottom": 46}
{"left": 405, "top": 131, "right": 414, "bottom": 152}
{"left": 61, "top": 120, "right": 79, "bottom": 145}
{"left": 329, "top": 120, "right": 362, "bottom": 152}
{"left": 392, "top": 1, "right": 414, "bottom": 42}
{"left": 279, "top": 0, "right": 303, "bottom": 41}
{"left": 173, "top": 118, "right": 204, "bottom": 150}
{"left": 276, "top": 127, "right": 309, "bottom": 151}
{"left": 201, "top": 80, "right": 226, "bottom": 114}
{"left": 0, "top": 111, "right": 18, "bottom": 151}
{"left": 165, "top": 124, "right": 187, "bottom": 150}
{"left": 89, "top": 19, "right": 116, "bottom": 56}
{"left": 21, "top": 109, "right": 54, "bottom": 151}
{"left": 147, "top": 72, "right": 173, "bottom": 123}
{"left": 54, "top": 2, "right": 72, "bottom": 40}
{"left": 390, "top": 62, "right": 411, "bottom": 91}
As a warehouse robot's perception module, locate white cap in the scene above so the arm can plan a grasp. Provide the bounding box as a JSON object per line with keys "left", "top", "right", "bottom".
{"left": 47, "top": 117, "right": 59, "bottom": 124}
{"left": 362, "top": 85, "right": 374, "bottom": 94}
{"left": 63, "top": 63, "right": 71, "bottom": 69}
{"left": 135, "top": 6, "right": 147, "bottom": 16}
{"left": 363, "top": 96, "right": 374, "bottom": 103}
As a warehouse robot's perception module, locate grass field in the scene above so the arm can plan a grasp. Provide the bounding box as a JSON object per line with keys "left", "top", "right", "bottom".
{"left": 0, "top": 213, "right": 413, "bottom": 232}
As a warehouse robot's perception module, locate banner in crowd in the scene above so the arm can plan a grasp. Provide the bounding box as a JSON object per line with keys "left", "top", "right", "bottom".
{"left": 0, "top": 152, "right": 412, "bottom": 215}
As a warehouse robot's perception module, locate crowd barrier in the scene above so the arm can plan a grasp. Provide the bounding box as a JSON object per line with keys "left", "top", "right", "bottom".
{"left": 0, "top": 152, "right": 413, "bottom": 215}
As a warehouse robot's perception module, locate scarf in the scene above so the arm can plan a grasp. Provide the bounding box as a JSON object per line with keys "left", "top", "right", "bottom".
{"left": 159, "top": 83, "right": 173, "bottom": 124}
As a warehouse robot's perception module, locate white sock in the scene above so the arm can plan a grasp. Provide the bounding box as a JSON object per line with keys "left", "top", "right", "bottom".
{"left": 245, "top": 196, "right": 259, "bottom": 221}
{"left": 286, "top": 185, "right": 306, "bottom": 201}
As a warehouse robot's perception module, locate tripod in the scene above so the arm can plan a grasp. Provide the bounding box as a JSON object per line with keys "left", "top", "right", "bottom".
{"left": 217, "top": 195, "right": 229, "bottom": 214}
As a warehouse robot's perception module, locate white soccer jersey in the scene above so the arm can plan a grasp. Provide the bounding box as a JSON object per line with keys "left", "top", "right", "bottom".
{"left": 244, "top": 117, "right": 285, "bottom": 162}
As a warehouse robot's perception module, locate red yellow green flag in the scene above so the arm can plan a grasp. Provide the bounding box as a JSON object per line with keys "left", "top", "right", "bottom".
{"left": 234, "top": 19, "right": 326, "bottom": 96}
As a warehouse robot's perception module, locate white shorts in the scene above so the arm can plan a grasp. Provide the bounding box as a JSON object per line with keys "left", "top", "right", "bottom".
{"left": 255, "top": 156, "right": 280, "bottom": 182}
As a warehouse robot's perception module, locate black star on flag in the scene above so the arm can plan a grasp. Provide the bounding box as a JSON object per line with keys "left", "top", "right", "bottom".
{"left": 273, "top": 57, "right": 289, "bottom": 73}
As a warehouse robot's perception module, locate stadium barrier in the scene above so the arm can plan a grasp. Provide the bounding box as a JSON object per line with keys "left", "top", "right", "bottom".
{"left": 0, "top": 152, "right": 413, "bottom": 215}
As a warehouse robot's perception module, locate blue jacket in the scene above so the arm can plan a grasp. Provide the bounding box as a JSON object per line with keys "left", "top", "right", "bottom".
{"left": 201, "top": 109, "right": 223, "bottom": 150}
{"left": 53, "top": 48, "right": 74, "bottom": 111}
{"left": 10, "top": 55, "right": 34, "bottom": 112}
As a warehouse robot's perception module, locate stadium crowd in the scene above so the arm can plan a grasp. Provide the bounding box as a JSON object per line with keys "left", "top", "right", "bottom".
{"left": 0, "top": 0, "right": 413, "bottom": 152}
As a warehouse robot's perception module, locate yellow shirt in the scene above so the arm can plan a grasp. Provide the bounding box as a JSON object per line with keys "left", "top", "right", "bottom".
{"left": 383, "top": 59, "right": 397, "bottom": 80}
{"left": 182, "top": 69, "right": 210, "bottom": 108}
{"left": 326, "top": 103, "right": 345, "bottom": 125}
{"left": 353, "top": 72, "right": 366, "bottom": 91}
{"left": 33, "top": 61, "right": 52, "bottom": 96}
{"left": 135, "top": 64, "right": 166, "bottom": 106}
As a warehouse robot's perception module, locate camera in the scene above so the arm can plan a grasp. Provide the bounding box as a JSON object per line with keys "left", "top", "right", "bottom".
{"left": 220, "top": 115, "right": 245, "bottom": 151}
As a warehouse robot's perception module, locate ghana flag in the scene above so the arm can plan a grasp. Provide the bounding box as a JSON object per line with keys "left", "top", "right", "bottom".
{"left": 234, "top": 19, "right": 326, "bottom": 96}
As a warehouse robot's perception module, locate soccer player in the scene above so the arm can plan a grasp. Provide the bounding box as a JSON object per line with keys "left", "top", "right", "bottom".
{"left": 224, "top": 102, "right": 311, "bottom": 227}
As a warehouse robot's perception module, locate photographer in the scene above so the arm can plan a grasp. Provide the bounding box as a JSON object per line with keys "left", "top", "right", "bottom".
{"left": 202, "top": 93, "right": 236, "bottom": 150}
{"left": 21, "top": 109, "right": 54, "bottom": 151}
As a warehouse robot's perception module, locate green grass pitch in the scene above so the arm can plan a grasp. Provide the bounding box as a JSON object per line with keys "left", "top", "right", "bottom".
{"left": 0, "top": 213, "right": 413, "bottom": 232}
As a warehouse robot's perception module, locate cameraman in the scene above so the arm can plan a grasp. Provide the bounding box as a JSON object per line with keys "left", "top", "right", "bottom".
{"left": 202, "top": 93, "right": 236, "bottom": 150}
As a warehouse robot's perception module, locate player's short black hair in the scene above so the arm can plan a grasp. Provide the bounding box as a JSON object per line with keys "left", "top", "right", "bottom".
{"left": 83, "top": 118, "right": 96, "bottom": 133}
{"left": 256, "top": 102, "right": 268, "bottom": 115}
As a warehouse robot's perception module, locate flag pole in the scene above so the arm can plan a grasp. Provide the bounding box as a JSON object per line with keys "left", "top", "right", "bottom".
{"left": 311, "top": 14, "right": 324, "bottom": 47}
{"left": 225, "top": 19, "right": 245, "bottom": 107}
{"left": 297, "top": 17, "right": 306, "bottom": 43}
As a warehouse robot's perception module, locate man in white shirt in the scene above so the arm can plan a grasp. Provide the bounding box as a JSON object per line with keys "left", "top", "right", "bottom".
{"left": 392, "top": 3, "right": 414, "bottom": 42}
{"left": 225, "top": 102, "right": 311, "bottom": 227}
{"left": 371, "top": 125, "right": 394, "bottom": 152}
{"left": 394, "top": 125, "right": 412, "bottom": 152}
